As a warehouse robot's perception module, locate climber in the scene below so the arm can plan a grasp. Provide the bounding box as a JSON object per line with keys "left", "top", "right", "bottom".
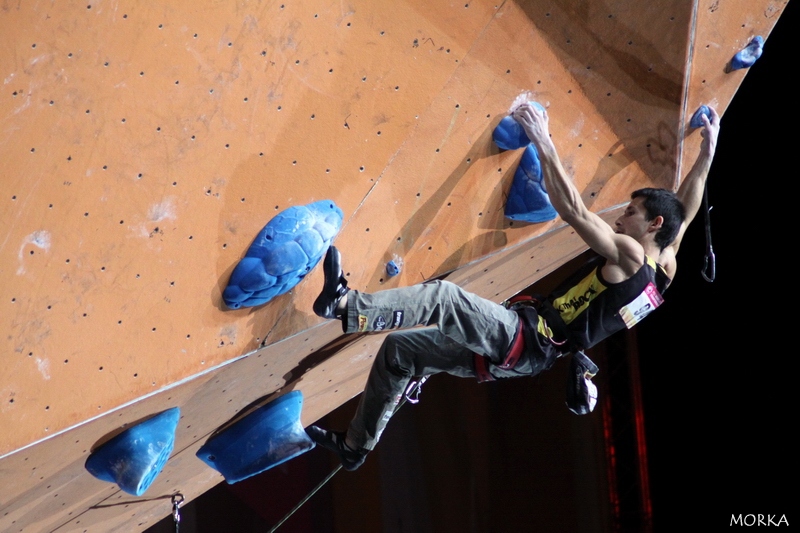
{"left": 307, "top": 104, "right": 720, "bottom": 470}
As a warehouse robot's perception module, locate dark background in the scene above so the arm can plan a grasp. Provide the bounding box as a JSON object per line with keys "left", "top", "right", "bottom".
{"left": 638, "top": 0, "right": 794, "bottom": 526}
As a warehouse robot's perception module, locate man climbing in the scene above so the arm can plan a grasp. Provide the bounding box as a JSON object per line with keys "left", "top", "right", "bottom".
{"left": 306, "top": 103, "right": 720, "bottom": 471}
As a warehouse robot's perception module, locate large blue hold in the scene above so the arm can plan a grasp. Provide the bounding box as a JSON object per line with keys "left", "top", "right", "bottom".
{"left": 196, "top": 391, "right": 314, "bottom": 484}
{"left": 223, "top": 200, "right": 343, "bottom": 309}
{"left": 492, "top": 101, "right": 546, "bottom": 151}
{"left": 731, "top": 36, "right": 764, "bottom": 70}
{"left": 85, "top": 407, "right": 180, "bottom": 496}
{"left": 504, "top": 144, "right": 558, "bottom": 223}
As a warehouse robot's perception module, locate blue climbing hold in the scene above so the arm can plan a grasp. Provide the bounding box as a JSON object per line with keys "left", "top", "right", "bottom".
{"left": 386, "top": 258, "right": 402, "bottom": 277}
{"left": 223, "top": 200, "right": 344, "bottom": 308}
{"left": 85, "top": 407, "right": 180, "bottom": 496}
{"left": 504, "top": 144, "right": 558, "bottom": 223}
{"left": 731, "top": 36, "right": 764, "bottom": 70}
{"left": 492, "top": 101, "right": 546, "bottom": 151}
{"left": 386, "top": 261, "right": 400, "bottom": 277}
{"left": 493, "top": 116, "right": 530, "bottom": 151}
{"left": 690, "top": 105, "right": 711, "bottom": 128}
{"left": 196, "top": 391, "right": 314, "bottom": 484}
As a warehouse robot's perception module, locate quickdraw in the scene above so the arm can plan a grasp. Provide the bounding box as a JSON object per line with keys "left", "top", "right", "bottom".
{"left": 701, "top": 182, "right": 715, "bottom": 282}
{"left": 171, "top": 493, "right": 184, "bottom": 533}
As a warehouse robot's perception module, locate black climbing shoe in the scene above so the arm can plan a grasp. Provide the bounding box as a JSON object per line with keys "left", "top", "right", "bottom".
{"left": 313, "top": 246, "right": 349, "bottom": 319}
{"left": 306, "top": 425, "right": 367, "bottom": 471}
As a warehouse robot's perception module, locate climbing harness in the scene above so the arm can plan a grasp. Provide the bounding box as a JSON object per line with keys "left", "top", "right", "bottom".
{"left": 267, "top": 377, "right": 429, "bottom": 531}
{"left": 171, "top": 493, "right": 184, "bottom": 533}
{"left": 701, "top": 182, "right": 715, "bottom": 282}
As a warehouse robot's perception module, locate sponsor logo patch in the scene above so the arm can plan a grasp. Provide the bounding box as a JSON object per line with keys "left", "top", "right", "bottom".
{"left": 620, "top": 282, "right": 664, "bottom": 329}
{"left": 373, "top": 315, "right": 387, "bottom": 331}
{"left": 358, "top": 314, "right": 368, "bottom": 332}
{"left": 391, "top": 310, "right": 404, "bottom": 329}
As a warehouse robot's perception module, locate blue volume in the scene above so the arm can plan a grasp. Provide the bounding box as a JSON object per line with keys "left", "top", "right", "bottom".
{"left": 223, "top": 200, "right": 343, "bottom": 308}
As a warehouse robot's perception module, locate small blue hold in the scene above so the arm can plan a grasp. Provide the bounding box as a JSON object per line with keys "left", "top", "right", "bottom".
{"left": 492, "top": 101, "right": 545, "bottom": 151}
{"left": 504, "top": 144, "right": 558, "bottom": 223}
{"left": 386, "top": 260, "right": 401, "bottom": 277}
{"left": 224, "top": 200, "right": 343, "bottom": 308}
{"left": 690, "top": 105, "right": 711, "bottom": 128}
{"left": 731, "top": 36, "right": 764, "bottom": 70}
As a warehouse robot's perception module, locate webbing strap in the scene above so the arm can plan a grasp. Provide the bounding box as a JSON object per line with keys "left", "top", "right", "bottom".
{"left": 499, "top": 320, "right": 525, "bottom": 370}
{"left": 474, "top": 353, "right": 495, "bottom": 383}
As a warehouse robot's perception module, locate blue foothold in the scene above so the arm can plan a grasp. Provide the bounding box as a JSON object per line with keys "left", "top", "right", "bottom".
{"left": 386, "top": 260, "right": 401, "bottom": 276}
{"left": 731, "top": 36, "right": 764, "bottom": 70}
{"left": 85, "top": 408, "right": 180, "bottom": 496}
{"left": 223, "top": 200, "right": 343, "bottom": 308}
{"left": 690, "top": 105, "right": 711, "bottom": 128}
{"left": 492, "top": 101, "right": 545, "bottom": 151}
{"left": 504, "top": 144, "right": 558, "bottom": 223}
{"left": 196, "top": 391, "right": 314, "bottom": 484}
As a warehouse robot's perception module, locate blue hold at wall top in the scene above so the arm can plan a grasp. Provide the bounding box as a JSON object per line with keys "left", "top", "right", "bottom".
{"left": 690, "top": 105, "right": 711, "bottom": 128}
{"left": 223, "top": 200, "right": 344, "bottom": 309}
{"left": 730, "top": 36, "right": 763, "bottom": 70}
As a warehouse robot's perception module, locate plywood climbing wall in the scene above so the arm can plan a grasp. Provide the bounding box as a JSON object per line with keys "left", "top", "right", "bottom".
{"left": 0, "top": 0, "right": 789, "bottom": 530}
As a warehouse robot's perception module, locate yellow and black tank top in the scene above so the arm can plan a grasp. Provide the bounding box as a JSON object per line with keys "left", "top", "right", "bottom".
{"left": 541, "top": 254, "right": 671, "bottom": 351}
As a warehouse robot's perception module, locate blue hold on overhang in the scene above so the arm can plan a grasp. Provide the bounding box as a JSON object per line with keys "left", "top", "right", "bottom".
{"left": 85, "top": 407, "right": 180, "bottom": 496}
{"left": 196, "top": 391, "right": 314, "bottom": 484}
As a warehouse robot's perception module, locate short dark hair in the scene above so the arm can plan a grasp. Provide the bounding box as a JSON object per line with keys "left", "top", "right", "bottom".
{"left": 630, "top": 188, "right": 685, "bottom": 250}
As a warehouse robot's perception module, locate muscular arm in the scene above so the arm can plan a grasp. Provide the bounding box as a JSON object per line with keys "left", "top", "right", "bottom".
{"left": 669, "top": 106, "right": 721, "bottom": 254}
{"left": 513, "top": 104, "right": 644, "bottom": 276}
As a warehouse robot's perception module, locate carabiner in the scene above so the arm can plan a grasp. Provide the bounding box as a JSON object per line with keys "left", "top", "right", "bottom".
{"left": 404, "top": 376, "right": 428, "bottom": 404}
{"left": 701, "top": 248, "right": 716, "bottom": 282}
{"left": 171, "top": 493, "right": 184, "bottom": 529}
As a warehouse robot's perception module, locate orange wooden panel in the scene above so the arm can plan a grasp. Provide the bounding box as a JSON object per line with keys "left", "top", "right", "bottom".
{"left": 1, "top": 0, "right": 703, "bottom": 459}
{"left": 0, "top": 0, "right": 513, "bottom": 454}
